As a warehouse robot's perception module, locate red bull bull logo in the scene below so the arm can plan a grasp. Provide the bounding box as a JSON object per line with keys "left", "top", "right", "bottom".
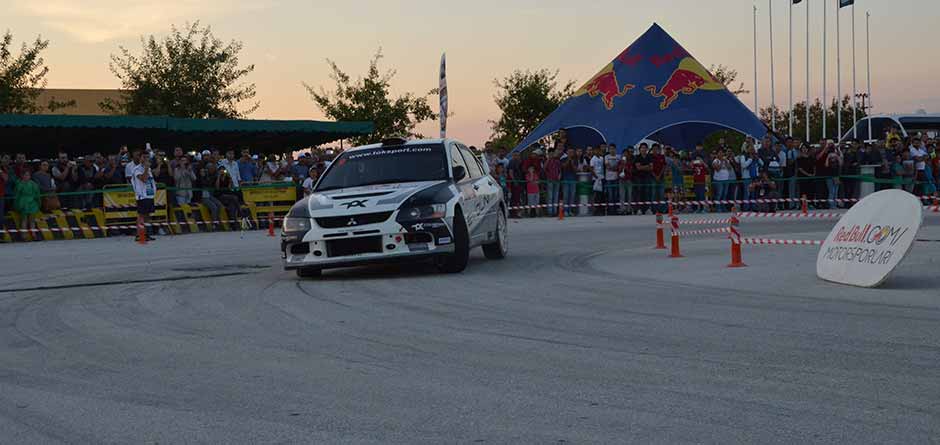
{"left": 573, "top": 63, "right": 635, "bottom": 110}
{"left": 644, "top": 57, "right": 724, "bottom": 110}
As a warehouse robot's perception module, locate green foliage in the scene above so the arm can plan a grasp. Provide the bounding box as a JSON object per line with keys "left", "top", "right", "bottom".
{"left": 0, "top": 31, "right": 63, "bottom": 114}
{"left": 305, "top": 49, "right": 437, "bottom": 147}
{"left": 102, "top": 22, "right": 257, "bottom": 118}
{"left": 760, "top": 95, "right": 866, "bottom": 142}
{"left": 489, "top": 69, "right": 575, "bottom": 149}
{"left": 708, "top": 64, "right": 749, "bottom": 96}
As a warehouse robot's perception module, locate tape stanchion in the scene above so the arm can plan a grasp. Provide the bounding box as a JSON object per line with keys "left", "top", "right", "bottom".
{"left": 668, "top": 214, "right": 683, "bottom": 258}
{"left": 655, "top": 213, "right": 666, "bottom": 249}
{"left": 267, "top": 210, "right": 276, "bottom": 237}
{"left": 801, "top": 195, "right": 808, "bottom": 215}
{"left": 727, "top": 207, "right": 745, "bottom": 268}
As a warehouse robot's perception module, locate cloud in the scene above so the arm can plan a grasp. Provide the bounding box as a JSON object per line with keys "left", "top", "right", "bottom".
{"left": 13, "top": 0, "right": 273, "bottom": 43}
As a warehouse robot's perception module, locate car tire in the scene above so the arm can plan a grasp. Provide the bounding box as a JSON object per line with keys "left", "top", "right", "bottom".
{"left": 482, "top": 208, "right": 508, "bottom": 260}
{"left": 296, "top": 267, "right": 322, "bottom": 278}
{"left": 438, "top": 208, "right": 469, "bottom": 274}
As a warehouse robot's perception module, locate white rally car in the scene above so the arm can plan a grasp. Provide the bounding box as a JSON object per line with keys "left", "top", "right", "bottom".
{"left": 282, "top": 138, "right": 508, "bottom": 278}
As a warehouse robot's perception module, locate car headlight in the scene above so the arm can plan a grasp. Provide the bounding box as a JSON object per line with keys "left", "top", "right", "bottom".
{"left": 397, "top": 204, "right": 446, "bottom": 221}
{"left": 283, "top": 217, "right": 312, "bottom": 233}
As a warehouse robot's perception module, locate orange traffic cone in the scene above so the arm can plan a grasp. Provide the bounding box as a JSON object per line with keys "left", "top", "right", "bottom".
{"left": 667, "top": 201, "right": 674, "bottom": 217}
{"left": 668, "top": 214, "right": 683, "bottom": 258}
{"left": 558, "top": 199, "right": 565, "bottom": 221}
{"left": 933, "top": 193, "right": 939, "bottom": 213}
{"left": 801, "top": 194, "right": 808, "bottom": 215}
{"left": 727, "top": 207, "right": 746, "bottom": 268}
{"left": 267, "top": 210, "right": 276, "bottom": 237}
{"left": 655, "top": 212, "right": 666, "bottom": 249}
{"left": 137, "top": 221, "right": 147, "bottom": 245}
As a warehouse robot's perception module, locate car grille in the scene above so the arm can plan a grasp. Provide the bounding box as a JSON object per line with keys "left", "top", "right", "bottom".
{"left": 326, "top": 236, "right": 383, "bottom": 257}
{"left": 314, "top": 211, "right": 393, "bottom": 229}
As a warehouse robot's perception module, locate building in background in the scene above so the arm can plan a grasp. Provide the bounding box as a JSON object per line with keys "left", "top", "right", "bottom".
{"left": 32, "top": 89, "right": 124, "bottom": 115}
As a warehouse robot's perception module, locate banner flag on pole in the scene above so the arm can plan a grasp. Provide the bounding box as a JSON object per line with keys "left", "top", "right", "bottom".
{"left": 439, "top": 53, "right": 448, "bottom": 139}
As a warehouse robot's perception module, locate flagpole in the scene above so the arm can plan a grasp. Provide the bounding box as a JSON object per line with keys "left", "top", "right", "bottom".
{"left": 769, "top": 0, "right": 776, "bottom": 133}
{"left": 836, "top": 0, "right": 842, "bottom": 141}
{"left": 789, "top": 0, "right": 794, "bottom": 136}
{"left": 753, "top": 5, "right": 759, "bottom": 114}
{"left": 851, "top": 3, "right": 858, "bottom": 140}
{"left": 822, "top": 0, "right": 827, "bottom": 140}
{"left": 806, "top": 0, "right": 811, "bottom": 142}
{"left": 866, "top": 10, "right": 872, "bottom": 141}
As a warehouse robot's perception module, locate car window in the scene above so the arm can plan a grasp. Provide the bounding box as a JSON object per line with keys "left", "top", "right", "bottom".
{"left": 450, "top": 144, "right": 470, "bottom": 181}
{"left": 458, "top": 146, "right": 484, "bottom": 179}
{"left": 315, "top": 144, "right": 447, "bottom": 192}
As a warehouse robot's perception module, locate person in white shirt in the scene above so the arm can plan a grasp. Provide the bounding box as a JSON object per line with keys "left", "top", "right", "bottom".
{"left": 589, "top": 146, "right": 605, "bottom": 214}
{"left": 302, "top": 167, "right": 318, "bottom": 197}
{"left": 603, "top": 144, "right": 620, "bottom": 214}
{"left": 712, "top": 152, "right": 732, "bottom": 212}
{"left": 218, "top": 150, "right": 241, "bottom": 188}
{"left": 131, "top": 150, "right": 157, "bottom": 241}
{"left": 909, "top": 139, "right": 928, "bottom": 195}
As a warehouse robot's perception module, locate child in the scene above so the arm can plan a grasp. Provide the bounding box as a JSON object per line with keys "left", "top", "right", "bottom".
{"left": 302, "top": 167, "right": 318, "bottom": 197}
{"left": 525, "top": 165, "right": 540, "bottom": 217}
{"left": 13, "top": 170, "right": 40, "bottom": 241}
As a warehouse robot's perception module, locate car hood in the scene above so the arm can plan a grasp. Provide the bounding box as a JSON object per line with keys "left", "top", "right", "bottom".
{"left": 306, "top": 181, "right": 448, "bottom": 216}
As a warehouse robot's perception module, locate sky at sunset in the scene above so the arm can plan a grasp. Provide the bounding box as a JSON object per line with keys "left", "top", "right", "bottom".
{"left": 6, "top": 0, "right": 939, "bottom": 146}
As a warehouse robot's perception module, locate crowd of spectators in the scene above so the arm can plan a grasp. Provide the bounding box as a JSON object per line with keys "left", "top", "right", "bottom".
{"left": 482, "top": 128, "right": 940, "bottom": 218}
{"left": 0, "top": 145, "right": 336, "bottom": 236}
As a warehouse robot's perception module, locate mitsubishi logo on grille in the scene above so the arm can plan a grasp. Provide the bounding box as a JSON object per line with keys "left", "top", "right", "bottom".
{"left": 341, "top": 199, "right": 368, "bottom": 209}
{"left": 347, "top": 218, "right": 358, "bottom": 226}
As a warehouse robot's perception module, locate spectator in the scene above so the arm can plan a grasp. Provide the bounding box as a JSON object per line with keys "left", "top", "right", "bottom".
{"left": 173, "top": 156, "right": 197, "bottom": 205}
{"left": 491, "top": 163, "right": 508, "bottom": 199}
{"left": 170, "top": 147, "right": 185, "bottom": 171}
{"left": 544, "top": 150, "right": 562, "bottom": 217}
{"left": 691, "top": 156, "right": 709, "bottom": 213}
{"left": 796, "top": 145, "right": 816, "bottom": 205}
{"left": 842, "top": 142, "right": 861, "bottom": 204}
{"left": 900, "top": 150, "right": 915, "bottom": 192}
{"left": 0, "top": 157, "right": 8, "bottom": 229}
{"left": 665, "top": 149, "right": 685, "bottom": 210}
{"left": 910, "top": 138, "right": 929, "bottom": 195}
{"left": 495, "top": 149, "right": 510, "bottom": 170}
{"left": 130, "top": 150, "right": 157, "bottom": 240}
{"left": 560, "top": 148, "right": 578, "bottom": 217}
{"left": 604, "top": 145, "right": 620, "bottom": 215}
{"left": 302, "top": 167, "right": 318, "bottom": 197}
{"left": 103, "top": 155, "right": 125, "bottom": 185}
{"left": 76, "top": 156, "right": 98, "bottom": 209}
{"left": 52, "top": 152, "right": 78, "bottom": 209}
{"left": 590, "top": 146, "right": 605, "bottom": 215}
{"left": 691, "top": 143, "right": 711, "bottom": 168}
{"left": 711, "top": 151, "right": 732, "bottom": 212}
{"left": 215, "top": 167, "right": 242, "bottom": 227}
{"left": 153, "top": 151, "right": 174, "bottom": 188}
{"left": 618, "top": 149, "right": 635, "bottom": 215}
{"left": 218, "top": 150, "right": 242, "bottom": 188}
{"left": 238, "top": 149, "right": 258, "bottom": 185}
{"left": 198, "top": 163, "right": 224, "bottom": 230}
{"left": 634, "top": 143, "right": 652, "bottom": 215}
{"left": 823, "top": 144, "right": 843, "bottom": 209}
{"left": 650, "top": 144, "right": 666, "bottom": 213}
{"left": 13, "top": 169, "right": 40, "bottom": 240}
{"left": 507, "top": 152, "right": 524, "bottom": 217}
{"left": 260, "top": 153, "right": 283, "bottom": 183}
{"left": 32, "top": 161, "right": 58, "bottom": 212}
{"left": 749, "top": 171, "right": 779, "bottom": 212}
{"left": 525, "top": 165, "right": 540, "bottom": 218}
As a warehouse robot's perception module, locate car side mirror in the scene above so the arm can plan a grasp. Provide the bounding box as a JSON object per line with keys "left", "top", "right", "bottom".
{"left": 452, "top": 165, "right": 466, "bottom": 181}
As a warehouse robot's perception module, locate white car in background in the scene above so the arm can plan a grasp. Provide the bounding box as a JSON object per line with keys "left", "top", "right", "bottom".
{"left": 281, "top": 138, "right": 508, "bottom": 278}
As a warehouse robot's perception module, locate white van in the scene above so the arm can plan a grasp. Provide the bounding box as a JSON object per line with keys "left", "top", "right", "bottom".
{"left": 841, "top": 114, "right": 940, "bottom": 142}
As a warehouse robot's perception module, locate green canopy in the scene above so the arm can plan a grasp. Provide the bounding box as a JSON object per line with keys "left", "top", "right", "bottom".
{"left": 0, "top": 114, "right": 373, "bottom": 158}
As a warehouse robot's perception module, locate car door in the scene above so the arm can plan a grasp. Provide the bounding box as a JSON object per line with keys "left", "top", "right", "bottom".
{"left": 457, "top": 144, "right": 497, "bottom": 243}
{"left": 449, "top": 143, "right": 480, "bottom": 237}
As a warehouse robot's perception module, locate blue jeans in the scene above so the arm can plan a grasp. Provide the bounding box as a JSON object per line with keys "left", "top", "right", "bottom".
{"left": 740, "top": 179, "right": 753, "bottom": 210}
{"left": 547, "top": 181, "right": 561, "bottom": 216}
{"left": 606, "top": 181, "right": 619, "bottom": 214}
{"left": 693, "top": 184, "right": 706, "bottom": 212}
{"left": 619, "top": 181, "right": 633, "bottom": 212}
{"left": 652, "top": 180, "right": 665, "bottom": 213}
{"left": 714, "top": 180, "right": 729, "bottom": 211}
{"left": 826, "top": 178, "right": 840, "bottom": 209}
{"left": 562, "top": 180, "right": 576, "bottom": 215}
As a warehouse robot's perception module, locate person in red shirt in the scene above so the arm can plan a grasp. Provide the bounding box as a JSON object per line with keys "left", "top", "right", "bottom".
{"left": 543, "top": 151, "right": 563, "bottom": 216}
{"left": 522, "top": 150, "right": 543, "bottom": 179}
{"left": 525, "top": 166, "right": 541, "bottom": 217}
{"left": 691, "top": 156, "right": 709, "bottom": 213}
{"left": 651, "top": 144, "right": 667, "bottom": 213}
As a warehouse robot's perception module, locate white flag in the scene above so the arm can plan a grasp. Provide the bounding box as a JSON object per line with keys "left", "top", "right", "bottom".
{"left": 439, "top": 53, "right": 447, "bottom": 139}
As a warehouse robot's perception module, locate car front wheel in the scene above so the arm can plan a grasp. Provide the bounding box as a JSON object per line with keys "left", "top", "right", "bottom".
{"left": 482, "top": 208, "right": 508, "bottom": 260}
{"left": 438, "top": 209, "right": 469, "bottom": 273}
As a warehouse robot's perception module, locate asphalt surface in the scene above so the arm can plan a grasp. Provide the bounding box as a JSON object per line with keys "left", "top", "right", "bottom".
{"left": 0, "top": 212, "right": 938, "bottom": 444}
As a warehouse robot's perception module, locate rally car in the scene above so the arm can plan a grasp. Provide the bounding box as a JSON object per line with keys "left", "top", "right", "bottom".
{"left": 281, "top": 138, "right": 508, "bottom": 278}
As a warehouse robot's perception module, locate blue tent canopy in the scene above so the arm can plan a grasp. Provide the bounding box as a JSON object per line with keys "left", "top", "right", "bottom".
{"left": 513, "top": 23, "right": 767, "bottom": 153}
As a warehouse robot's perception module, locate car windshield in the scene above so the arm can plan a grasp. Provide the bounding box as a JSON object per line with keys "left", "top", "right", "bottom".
{"left": 316, "top": 144, "right": 448, "bottom": 192}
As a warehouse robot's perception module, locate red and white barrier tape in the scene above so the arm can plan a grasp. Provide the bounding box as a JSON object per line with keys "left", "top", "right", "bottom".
{"left": 508, "top": 194, "right": 940, "bottom": 212}
{"left": 740, "top": 238, "right": 822, "bottom": 246}
{"left": 675, "top": 227, "right": 731, "bottom": 237}
{"left": 1, "top": 217, "right": 282, "bottom": 235}
{"left": 736, "top": 211, "right": 843, "bottom": 220}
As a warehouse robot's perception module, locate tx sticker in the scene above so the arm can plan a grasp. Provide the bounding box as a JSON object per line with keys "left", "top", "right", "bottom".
{"left": 340, "top": 199, "right": 368, "bottom": 209}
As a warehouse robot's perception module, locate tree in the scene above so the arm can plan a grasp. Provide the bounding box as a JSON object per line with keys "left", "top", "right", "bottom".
{"left": 305, "top": 49, "right": 437, "bottom": 146}
{"left": 760, "top": 95, "right": 866, "bottom": 142}
{"left": 489, "top": 69, "right": 575, "bottom": 149}
{"left": 0, "top": 31, "right": 73, "bottom": 114}
{"left": 709, "top": 64, "right": 749, "bottom": 96}
{"left": 102, "top": 22, "right": 258, "bottom": 118}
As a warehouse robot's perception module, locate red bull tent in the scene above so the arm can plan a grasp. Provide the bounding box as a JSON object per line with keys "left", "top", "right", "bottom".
{"left": 512, "top": 23, "right": 767, "bottom": 153}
